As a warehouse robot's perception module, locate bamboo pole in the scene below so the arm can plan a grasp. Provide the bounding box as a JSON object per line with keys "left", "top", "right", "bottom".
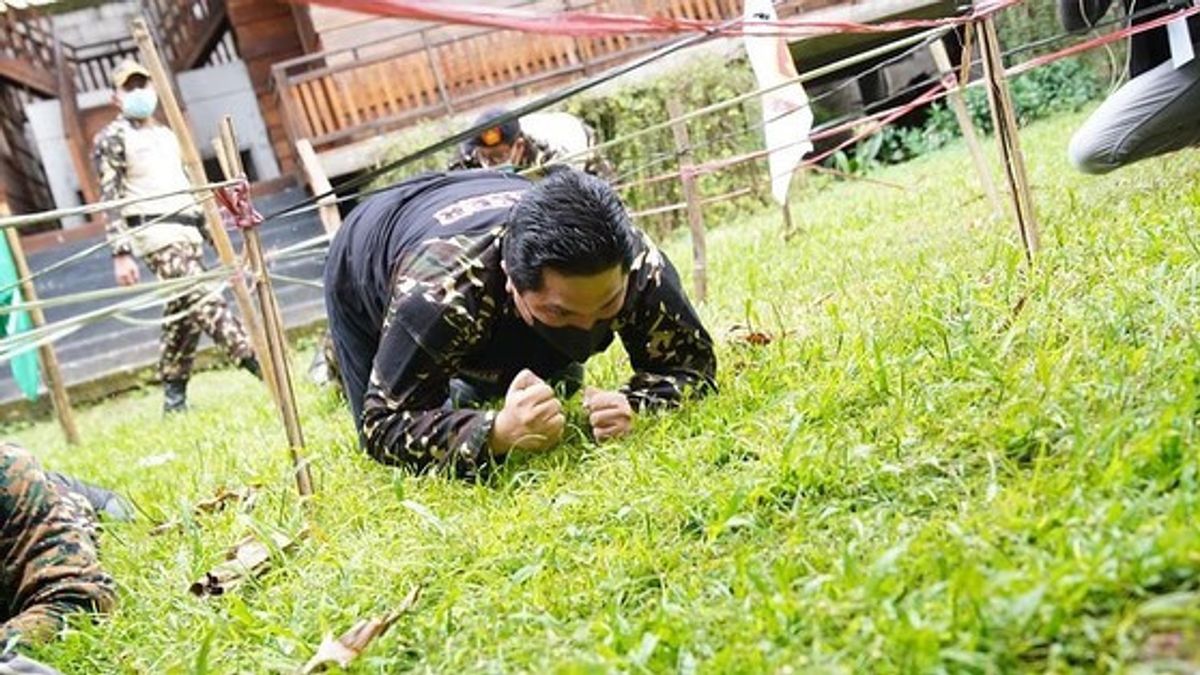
{"left": 666, "top": 95, "right": 708, "bottom": 302}
{"left": 217, "top": 118, "right": 314, "bottom": 499}
{"left": 929, "top": 37, "right": 1002, "bottom": 216}
{"left": 0, "top": 203, "right": 80, "bottom": 445}
{"left": 129, "top": 17, "right": 282, "bottom": 406}
{"left": 977, "top": 16, "right": 1040, "bottom": 264}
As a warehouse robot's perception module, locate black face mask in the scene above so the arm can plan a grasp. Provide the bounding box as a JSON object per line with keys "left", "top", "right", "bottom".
{"left": 529, "top": 319, "right": 615, "bottom": 363}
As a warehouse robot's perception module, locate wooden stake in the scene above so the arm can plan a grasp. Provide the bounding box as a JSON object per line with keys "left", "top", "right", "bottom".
{"left": 0, "top": 203, "right": 80, "bottom": 445}
{"left": 217, "top": 118, "right": 314, "bottom": 499}
{"left": 929, "top": 37, "right": 1002, "bottom": 216}
{"left": 977, "top": 16, "right": 1040, "bottom": 264}
{"left": 295, "top": 139, "right": 342, "bottom": 236}
{"left": 781, "top": 201, "right": 796, "bottom": 240}
{"left": 666, "top": 96, "right": 708, "bottom": 303}
{"left": 53, "top": 38, "right": 99, "bottom": 208}
{"left": 130, "top": 18, "right": 282, "bottom": 406}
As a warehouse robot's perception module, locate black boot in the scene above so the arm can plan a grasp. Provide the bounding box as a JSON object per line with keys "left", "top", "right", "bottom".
{"left": 239, "top": 356, "right": 263, "bottom": 381}
{"left": 163, "top": 379, "right": 188, "bottom": 414}
{"left": 46, "top": 472, "right": 135, "bottom": 522}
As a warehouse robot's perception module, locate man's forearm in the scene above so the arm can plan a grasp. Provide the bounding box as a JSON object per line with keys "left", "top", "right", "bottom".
{"left": 361, "top": 405, "right": 498, "bottom": 476}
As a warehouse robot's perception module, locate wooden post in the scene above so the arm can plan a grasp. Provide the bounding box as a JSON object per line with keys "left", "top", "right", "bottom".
{"left": 130, "top": 17, "right": 283, "bottom": 406}
{"left": 272, "top": 64, "right": 308, "bottom": 163}
{"left": 977, "top": 17, "right": 1040, "bottom": 264}
{"left": 421, "top": 30, "right": 453, "bottom": 114}
{"left": 929, "top": 37, "right": 1002, "bottom": 215}
{"left": 217, "top": 118, "right": 314, "bottom": 499}
{"left": 53, "top": 38, "right": 100, "bottom": 208}
{"left": 666, "top": 96, "right": 707, "bottom": 302}
{"left": 0, "top": 204, "right": 80, "bottom": 445}
{"left": 562, "top": 0, "right": 591, "bottom": 75}
{"left": 295, "top": 139, "right": 342, "bottom": 236}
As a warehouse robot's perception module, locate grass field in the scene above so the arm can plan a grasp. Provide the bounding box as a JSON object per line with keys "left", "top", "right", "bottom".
{"left": 11, "top": 108, "right": 1200, "bottom": 673}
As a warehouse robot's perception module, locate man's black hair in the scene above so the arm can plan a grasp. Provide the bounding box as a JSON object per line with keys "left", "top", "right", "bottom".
{"left": 504, "top": 168, "right": 636, "bottom": 291}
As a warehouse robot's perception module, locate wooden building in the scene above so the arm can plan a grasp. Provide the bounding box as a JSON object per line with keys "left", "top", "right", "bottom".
{"left": 0, "top": 0, "right": 954, "bottom": 233}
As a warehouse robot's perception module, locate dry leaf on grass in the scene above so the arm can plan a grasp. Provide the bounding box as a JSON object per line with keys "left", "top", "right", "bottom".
{"left": 151, "top": 485, "right": 261, "bottom": 536}
{"left": 726, "top": 324, "right": 795, "bottom": 347}
{"left": 299, "top": 585, "right": 422, "bottom": 674}
{"left": 189, "top": 529, "right": 304, "bottom": 598}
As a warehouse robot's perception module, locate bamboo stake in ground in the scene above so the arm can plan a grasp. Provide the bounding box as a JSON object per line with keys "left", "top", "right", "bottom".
{"left": 0, "top": 203, "right": 80, "bottom": 445}
{"left": 666, "top": 96, "right": 708, "bottom": 303}
{"left": 130, "top": 17, "right": 282, "bottom": 408}
{"left": 976, "top": 16, "right": 1040, "bottom": 264}
{"left": 216, "top": 118, "right": 314, "bottom": 499}
{"left": 929, "top": 37, "right": 1002, "bottom": 216}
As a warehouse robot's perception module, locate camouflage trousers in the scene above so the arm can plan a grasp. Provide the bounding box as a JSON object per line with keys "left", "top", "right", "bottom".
{"left": 0, "top": 442, "right": 115, "bottom": 647}
{"left": 143, "top": 242, "right": 253, "bottom": 382}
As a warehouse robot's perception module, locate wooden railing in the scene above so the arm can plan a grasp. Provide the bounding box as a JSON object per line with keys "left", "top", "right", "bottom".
{"left": 63, "top": 38, "right": 139, "bottom": 94}
{"left": 0, "top": 9, "right": 56, "bottom": 96}
{"left": 62, "top": 32, "right": 237, "bottom": 95}
{"left": 272, "top": 0, "right": 779, "bottom": 152}
{"left": 142, "top": 0, "right": 230, "bottom": 72}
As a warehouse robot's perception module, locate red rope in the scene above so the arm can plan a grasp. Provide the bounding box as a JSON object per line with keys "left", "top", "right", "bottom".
{"left": 214, "top": 180, "right": 264, "bottom": 231}
{"left": 1007, "top": 4, "right": 1200, "bottom": 76}
{"left": 288, "top": 0, "right": 1021, "bottom": 39}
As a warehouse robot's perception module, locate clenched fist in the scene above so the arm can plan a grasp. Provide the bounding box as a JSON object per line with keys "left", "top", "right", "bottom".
{"left": 583, "top": 386, "right": 634, "bottom": 442}
{"left": 489, "top": 369, "right": 565, "bottom": 454}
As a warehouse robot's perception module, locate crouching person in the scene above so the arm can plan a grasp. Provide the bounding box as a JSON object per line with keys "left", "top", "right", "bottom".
{"left": 0, "top": 443, "right": 115, "bottom": 671}
{"left": 324, "top": 168, "right": 716, "bottom": 478}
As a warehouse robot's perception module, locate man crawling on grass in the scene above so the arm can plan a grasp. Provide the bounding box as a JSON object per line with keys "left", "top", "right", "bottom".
{"left": 324, "top": 168, "right": 716, "bottom": 477}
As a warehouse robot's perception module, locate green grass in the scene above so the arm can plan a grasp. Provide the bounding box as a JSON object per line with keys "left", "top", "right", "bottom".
{"left": 12, "top": 108, "right": 1200, "bottom": 673}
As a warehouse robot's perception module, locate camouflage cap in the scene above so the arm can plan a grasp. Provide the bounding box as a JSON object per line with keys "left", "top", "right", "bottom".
{"left": 110, "top": 59, "right": 151, "bottom": 88}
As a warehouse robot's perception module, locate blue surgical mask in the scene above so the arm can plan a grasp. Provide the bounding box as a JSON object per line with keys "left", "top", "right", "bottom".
{"left": 121, "top": 87, "right": 158, "bottom": 120}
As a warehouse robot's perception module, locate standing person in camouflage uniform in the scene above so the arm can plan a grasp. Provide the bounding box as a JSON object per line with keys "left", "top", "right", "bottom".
{"left": 0, "top": 442, "right": 115, "bottom": 670}
{"left": 449, "top": 108, "right": 613, "bottom": 178}
{"left": 324, "top": 168, "right": 716, "bottom": 478}
{"left": 92, "top": 60, "right": 260, "bottom": 413}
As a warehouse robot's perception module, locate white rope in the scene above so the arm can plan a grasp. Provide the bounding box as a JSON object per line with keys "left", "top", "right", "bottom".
{"left": 0, "top": 179, "right": 242, "bottom": 231}
{"left": 264, "top": 233, "right": 331, "bottom": 262}
{"left": 0, "top": 272, "right": 232, "bottom": 364}
{"left": 111, "top": 281, "right": 233, "bottom": 326}
{"left": 0, "top": 198, "right": 214, "bottom": 299}
{"left": 529, "top": 26, "right": 950, "bottom": 174}
{"left": 268, "top": 273, "right": 324, "bottom": 290}
{"left": 0, "top": 267, "right": 233, "bottom": 317}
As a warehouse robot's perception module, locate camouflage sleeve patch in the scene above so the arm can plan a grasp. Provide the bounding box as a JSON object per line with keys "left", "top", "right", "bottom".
{"left": 616, "top": 230, "right": 718, "bottom": 410}
{"left": 0, "top": 443, "right": 115, "bottom": 649}
{"left": 91, "top": 120, "right": 133, "bottom": 257}
{"left": 359, "top": 235, "right": 502, "bottom": 478}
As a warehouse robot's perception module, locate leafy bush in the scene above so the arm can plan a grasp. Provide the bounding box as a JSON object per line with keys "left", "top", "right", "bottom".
{"left": 869, "top": 59, "right": 1102, "bottom": 166}
{"left": 563, "top": 55, "right": 770, "bottom": 237}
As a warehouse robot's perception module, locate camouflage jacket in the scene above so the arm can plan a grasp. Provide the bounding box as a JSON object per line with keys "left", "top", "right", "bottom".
{"left": 0, "top": 443, "right": 114, "bottom": 650}
{"left": 327, "top": 172, "right": 715, "bottom": 478}
{"left": 91, "top": 116, "right": 200, "bottom": 257}
{"left": 91, "top": 117, "right": 137, "bottom": 257}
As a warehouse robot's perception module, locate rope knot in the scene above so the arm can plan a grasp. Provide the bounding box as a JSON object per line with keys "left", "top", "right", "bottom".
{"left": 215, "top": 180, "right": 263, "bottom": 231}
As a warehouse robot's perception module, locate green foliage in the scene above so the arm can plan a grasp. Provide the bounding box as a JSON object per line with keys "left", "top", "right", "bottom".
{"left": 12, "top": 109, "right": 1200, "bottom": 672}
{"left": 870, "top": 59, "right": 1102, "bottom": 167}
{"left": 564, "top": 55, "right": 770, "bottom": 237}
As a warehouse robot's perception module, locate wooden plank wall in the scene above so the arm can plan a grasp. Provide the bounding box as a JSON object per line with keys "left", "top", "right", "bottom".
{"left": 226, "top": 0, "right": 319, "bottom": 174}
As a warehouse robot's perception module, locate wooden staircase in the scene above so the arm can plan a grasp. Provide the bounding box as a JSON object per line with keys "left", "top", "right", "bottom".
{"left": 0, "top": 1, "right": 233, "bottom": 225}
